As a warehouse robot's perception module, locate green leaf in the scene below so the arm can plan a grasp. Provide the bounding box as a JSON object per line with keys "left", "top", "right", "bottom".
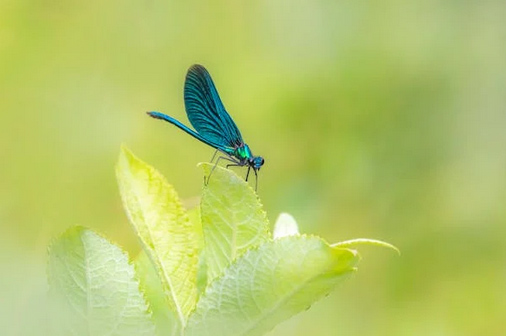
{"left": 199, "top": 163, "right": 270, "bottom": 283}
{"left": 47, "top": 226, "right": 155, "bottom": 336}
{"left": 135, "top": 251, "right": 178, "bottom": 336}
{"left": 185, "top": 205, "right": 208, "bottom": 295}
{"left": 185, "top": 235, "right": 359, "bottom": 336}
{"left": 116, "top": 146, "right": 199, "bottom": 326}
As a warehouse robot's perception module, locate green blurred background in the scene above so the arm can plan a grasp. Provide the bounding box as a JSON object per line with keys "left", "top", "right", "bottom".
{"left": 1, "top": 1, "right": 505, "bottom": 335}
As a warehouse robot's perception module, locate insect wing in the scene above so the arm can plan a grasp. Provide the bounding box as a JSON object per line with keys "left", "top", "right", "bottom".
{"left": 184, "top": 65, "right": 243, "bottom": 149}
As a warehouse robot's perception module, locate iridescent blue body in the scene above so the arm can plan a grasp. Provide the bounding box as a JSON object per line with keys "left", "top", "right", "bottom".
{"left": 148, "top": 64, "right": 264, "bottom": 188}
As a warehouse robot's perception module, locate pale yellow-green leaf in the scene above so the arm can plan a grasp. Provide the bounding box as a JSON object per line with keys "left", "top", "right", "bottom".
{"left": 47, "top": 226, "right": 155, "bottom": 336}
{"left": 199, "top": 163, "right": 270, "bottom": 283}
{"left": 186, "top": 205, "right": 208, "bottom": 295}
{"left": 135, "top": 251, "right": 178, "bottom": 336}
{"left": 116, "top": 146, "right": 198, "bottom": 325}
{"left": 273, "top": 212, "right": 300, "bottom": 239}
{"left": 185, "top": 235, "right": 359, "bottom": 336}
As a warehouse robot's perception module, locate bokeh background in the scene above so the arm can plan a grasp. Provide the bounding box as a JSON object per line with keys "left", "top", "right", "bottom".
{"left": 1, "top": 1, "right": 505, "bottom": 335}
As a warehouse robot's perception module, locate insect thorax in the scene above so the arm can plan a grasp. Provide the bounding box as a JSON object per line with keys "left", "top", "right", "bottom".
{"left": 235, "top": 144, "right": 253, "bottom": 162}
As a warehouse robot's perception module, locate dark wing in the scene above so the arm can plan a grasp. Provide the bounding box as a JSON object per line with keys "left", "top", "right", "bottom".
{"left": 184, "top": 64, "right": 244, "bottom": 149}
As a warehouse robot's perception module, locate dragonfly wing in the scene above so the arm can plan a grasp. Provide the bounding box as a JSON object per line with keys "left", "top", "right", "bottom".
{"left": 184, "top": 65, "right": 244, "bottom": 150}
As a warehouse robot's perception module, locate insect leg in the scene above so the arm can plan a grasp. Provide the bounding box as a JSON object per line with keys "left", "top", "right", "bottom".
{"left": 209, "top": 149, "right": 219, "bottom": 163}
{"left": 245, "top": 166, "right": 251, "bottom": 181}
{"left": 204, "top": 150, "right": 222, "bottom": 184}
{"left": 244, "top": 167, "right": 259, "bottom": 191}
{"left": 206, "top": 155, "right": 240, "bottom": 185}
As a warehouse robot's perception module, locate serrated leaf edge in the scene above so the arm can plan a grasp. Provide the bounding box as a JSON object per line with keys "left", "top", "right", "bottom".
{"left": 187, "top": 234, "right": 359, "bottom": 335}
{"left": 116, "top": 146, "right": 196, "bottom": 329}
{"left": 47, "top": 225, "right": 155, "bottom": 333}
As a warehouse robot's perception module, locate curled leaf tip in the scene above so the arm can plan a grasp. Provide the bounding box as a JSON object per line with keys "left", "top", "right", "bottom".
{"left": 273, "top": 212, "right": 300, "bottom": 239}
{"left": 331, "top": 238, "right": 400, "bottom": 255}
